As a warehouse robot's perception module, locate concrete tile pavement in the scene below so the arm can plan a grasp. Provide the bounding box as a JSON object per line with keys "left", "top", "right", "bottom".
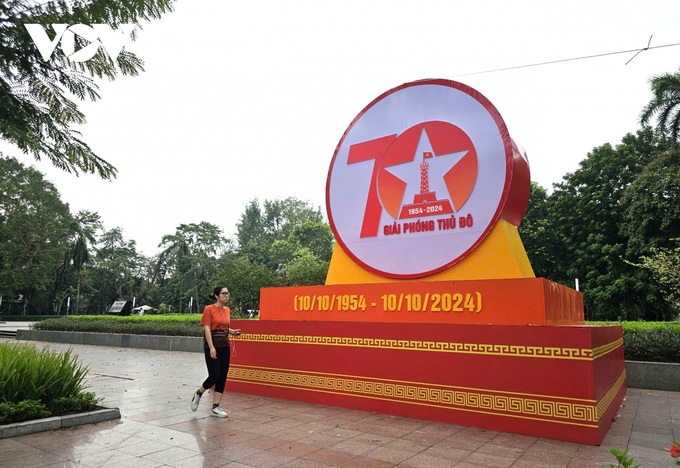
{"left": 0, "top": 341, "right": 678, "bottom": 467}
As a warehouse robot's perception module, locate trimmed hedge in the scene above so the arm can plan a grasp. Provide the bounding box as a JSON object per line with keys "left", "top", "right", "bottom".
{"left": 33, "top": 316, "right": 680, "bottom": 364}
{"left": 618, "top": 322, "right": 680, "bottom": 363}
{"left": 34, "top": 315, "right": 204, "bottom": 337}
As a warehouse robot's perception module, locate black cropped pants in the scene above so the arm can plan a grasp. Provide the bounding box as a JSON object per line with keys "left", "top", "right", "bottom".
{"left": 201, "top": 345, "right": 231, "bottom": 393}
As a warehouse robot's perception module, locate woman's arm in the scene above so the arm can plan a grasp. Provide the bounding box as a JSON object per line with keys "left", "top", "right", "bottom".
{"left": 204, "top": 325, "right": 217, "bottom": 358}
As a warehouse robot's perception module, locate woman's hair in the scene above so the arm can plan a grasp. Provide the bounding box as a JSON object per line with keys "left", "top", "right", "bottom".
{"left": 209, "top": 286, "right": 227, "bottom": 301}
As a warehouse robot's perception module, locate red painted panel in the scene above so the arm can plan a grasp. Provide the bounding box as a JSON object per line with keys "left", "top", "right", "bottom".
{"left": 260, "top": 278, "right": 584, "bottom": 326}
{"left": 500, "top": 139, "right": 531, "bottom": 227}
{"left": 590, "top": 325, "right": 627, "bottom": 401}
{"left": 542, "top": 280, "right": 584, "bottom": 325}
{"left": 228, "top": 320, "right": 625, "bottom": 445}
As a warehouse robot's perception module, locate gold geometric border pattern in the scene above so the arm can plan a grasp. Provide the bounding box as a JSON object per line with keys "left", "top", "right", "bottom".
{"left": 592, "top": 338, "right": 624, "bottom": 360}
{"left": 596, "top": 369, "right": 627, "bottom": 420}
{"left": 229, "top": 365, "right": 600, "bottom": 428}
{"left": 238, "top": 333, "right": 623, "bottom": 361}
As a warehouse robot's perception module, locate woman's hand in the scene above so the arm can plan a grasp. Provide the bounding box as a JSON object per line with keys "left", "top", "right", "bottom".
{"left": 230, "top": 329, "right": 241, "bottom": 336}
{"left": 209, "top": 346, "right": 217, "bottom": 359}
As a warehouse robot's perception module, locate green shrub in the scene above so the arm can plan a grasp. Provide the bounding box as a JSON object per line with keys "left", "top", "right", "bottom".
{"left": 570, "top": 321, "right": 680, "bottom": 364}
{"left": 52, "top": 392, "right": 101, "bottom": 415}
{"left": 619, "top": 322, "right": 680, "bottom": 363}
{"left": 35, "top": 315, "right": 204, "bottom": 337}
{"left": 0, "top": 342, "right": 99, "bottom": 423}
{"left": 0, "top": 400, "right": 50, "bottom": 424}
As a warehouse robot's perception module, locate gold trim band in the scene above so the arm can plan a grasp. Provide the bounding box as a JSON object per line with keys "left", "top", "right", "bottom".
{"left": 229, "top": 365, "right": 627, "bottom": 428}
{"left": 238, "top": 333, "right": 622, "bottom": 361}
{"left": 596, "top": 370, "right": 627, "bottom": 419}
{"left": 592, "top": 338, "right": 624, "bottom": 360}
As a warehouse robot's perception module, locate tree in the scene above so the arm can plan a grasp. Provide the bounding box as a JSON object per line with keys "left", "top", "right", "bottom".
{"left": 288, "top": 221, "right": 334, "bottom": 263}
{"left": 235, "top": 197, "right": 327, "bottom": 269}
{"left": 518, "top": 182, "right": 560, "bottom": 279}
{"left": 261, "top": 198, "right": 324, "bottom": 242}
{"left": 635, "top": 239, "right": 680, "bottom": 315}
{"left": 49, "top": 210, "right": 102, "bottom": 314}
{"left": 228, "top": 197, "right": 333, "bottom": 309}
{"left": 620, "top": 148, "right": 680, "bottom": 257}
{"left": 640, "top": 69, "right": 680, "bottom": 144}
{"left": 155, "top": 222, "right": 228, "bottom": 312}
{"left": 0, "top": 155, "right": 73, "bottom": 314}
{"left": 0, "top": 0, "right": 175, "bottom": 179}
{"left": 267, "top": 221, "right": 334, "bottom": 271}
{"left": 216, "top": 256, "right": 276, "bottom": 317}
{"left": 88, "top": 227, "right": 145, "bottom": 313}
{"left": 286, "top": 248, "right": 329, "bottom": 286}
{"left": 236, "top": 199, "right": 264, "bottom": 249}
{"left": 545, "top": 129, "right": 673, "bottom": 320}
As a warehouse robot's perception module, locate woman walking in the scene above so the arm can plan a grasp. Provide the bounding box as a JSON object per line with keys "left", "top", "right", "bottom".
{"left": 190, "top": 286, "right": 241, "bottom": 417}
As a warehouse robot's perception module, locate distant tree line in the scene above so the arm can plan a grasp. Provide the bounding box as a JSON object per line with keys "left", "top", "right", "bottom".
{"left": 0, "top": 168, "right": 333, "bottom": 317}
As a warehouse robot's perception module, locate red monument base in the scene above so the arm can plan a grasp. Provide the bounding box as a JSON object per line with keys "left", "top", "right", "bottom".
{"left": 227, "top": 319, "right": 626, "bottom": 445}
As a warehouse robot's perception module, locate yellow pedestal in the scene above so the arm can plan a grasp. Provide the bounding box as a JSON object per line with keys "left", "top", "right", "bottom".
{"left": 325, "top": 219, "right": 535, "bottom": 285}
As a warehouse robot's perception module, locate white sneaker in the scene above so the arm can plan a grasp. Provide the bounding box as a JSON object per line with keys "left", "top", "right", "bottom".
{"left": 210, "top": 407, "right": 229, "bottom": 418}
{"left": 190, "top": 391, "right": 202, "bottom": 411}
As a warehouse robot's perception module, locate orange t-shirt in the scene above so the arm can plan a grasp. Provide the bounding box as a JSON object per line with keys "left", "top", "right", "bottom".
{"left": 199, "top": 304, "right": 231, "bottom": 331}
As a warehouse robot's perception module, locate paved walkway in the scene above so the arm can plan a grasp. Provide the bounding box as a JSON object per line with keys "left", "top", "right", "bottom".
{"left": 1, "top": 340, "right": 678, "bottom": 467}
{"left": 0, "top": 321, "right": 34, "bottom": 338}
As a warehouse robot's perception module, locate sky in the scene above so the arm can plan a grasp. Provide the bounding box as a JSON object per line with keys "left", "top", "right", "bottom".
{"left": 3, "top": 0, "right": 680, "bottom": 257}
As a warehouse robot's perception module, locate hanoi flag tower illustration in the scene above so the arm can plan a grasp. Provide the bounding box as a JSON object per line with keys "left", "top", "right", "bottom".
{"left": 398, "top": 151, "right": 454, "bottom": 220}
{"left": 228, "top": 79, "right": 627, "bottom": 445}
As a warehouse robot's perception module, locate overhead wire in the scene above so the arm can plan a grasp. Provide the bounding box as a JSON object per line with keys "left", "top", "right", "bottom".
{"left": 450, "top": 36, "right": 680, "bottom": 78}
